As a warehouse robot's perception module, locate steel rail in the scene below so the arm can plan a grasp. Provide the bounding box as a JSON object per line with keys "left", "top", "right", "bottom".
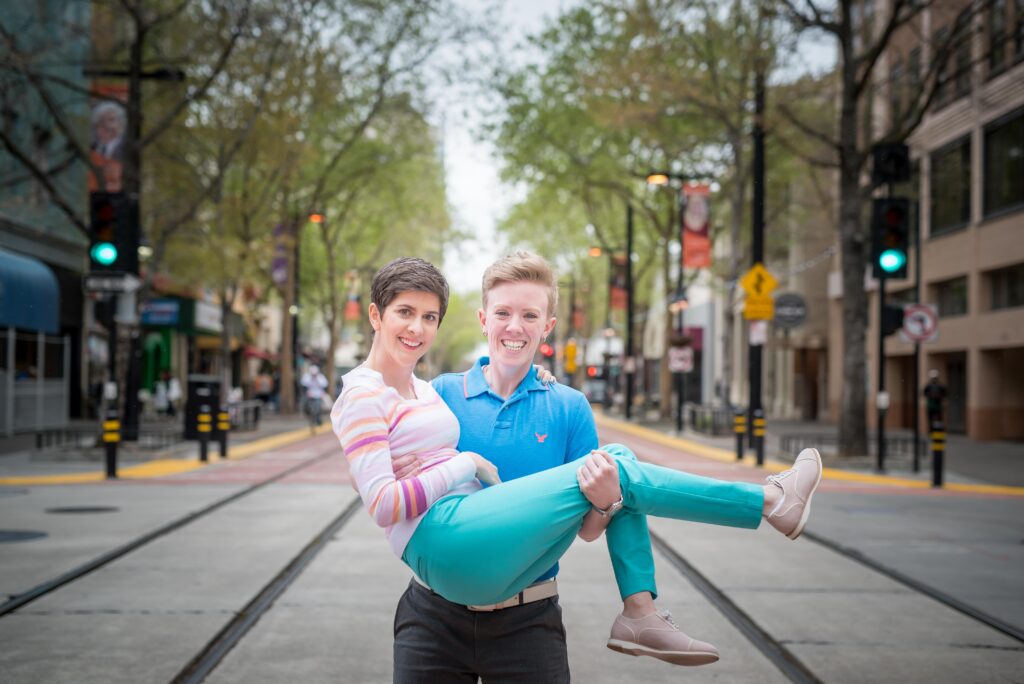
{"left": 170, "top": 497, "right": 362, "bottom": 684}
{"left": 650, "top": 531, "right": 824, "bottom": 684}
{"left": 0, "top": 447, "right": 335, "bottom": 618}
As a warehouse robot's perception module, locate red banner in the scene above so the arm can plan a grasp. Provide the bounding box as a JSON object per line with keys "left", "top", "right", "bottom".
{"left": 609, "top": 254, "right": 628, "bottom": 310}
{"left": 681, "top": 184, "right": 711, "bottom": 269}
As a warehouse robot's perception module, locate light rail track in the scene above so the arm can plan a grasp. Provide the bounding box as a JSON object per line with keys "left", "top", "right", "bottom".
{"left": 0, "top": 446, "right": 337, "bottom": 618}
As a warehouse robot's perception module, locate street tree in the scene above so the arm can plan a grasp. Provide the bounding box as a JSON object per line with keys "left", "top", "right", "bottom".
{"left": 777, "top": 0, "right": 975, "bottom": 455}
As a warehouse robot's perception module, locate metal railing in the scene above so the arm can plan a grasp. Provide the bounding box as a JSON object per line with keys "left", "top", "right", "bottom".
{"left": 779, "top": 433, "right": 929, "bottom": 460}
{"left": 686, "top": 404, "right": 738, "bottom": 437}
{"left": 230, "top": 400, "right": 262, "bottom": 432}
{"left": 35, "top": 426, "right": 181, "bottom": 451}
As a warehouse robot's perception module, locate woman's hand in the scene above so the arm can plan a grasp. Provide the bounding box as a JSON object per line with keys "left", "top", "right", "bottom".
{"left": 576, "top": 450, "right": 620, "bottom": 510}
{"left": 470, "top": 453, "right": 502, "bottom": 486}
{"left": 392, "top": 452, "right": 420, "bottom": 480}
{"left": 533, "top": 364, "right": 558, "bottom": 385}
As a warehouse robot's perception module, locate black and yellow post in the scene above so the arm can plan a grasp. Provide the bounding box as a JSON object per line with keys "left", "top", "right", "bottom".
{"left": 930, "top": 422, "right": 946, "bottom": 488}
{"left": 753, "top": 409, "right": 766, "bottom": 466}
{"left": 102, "top": 409, "right": 120, "bottom": 479}
{"left": 734, "top": 411, "right": 746, "bottom": 461}
{"left": 197, "top": 405, "right": 212, "bottom": 462}
{"left": 217, "top": 407, "right": 230, "bottom": 459}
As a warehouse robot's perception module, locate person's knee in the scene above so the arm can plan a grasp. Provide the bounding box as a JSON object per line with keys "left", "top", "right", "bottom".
{"left": 600, "top": 443, "right": 637, "bottom": 463}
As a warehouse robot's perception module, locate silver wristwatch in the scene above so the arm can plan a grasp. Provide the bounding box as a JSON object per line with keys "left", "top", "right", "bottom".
{"left": 592, "top": 496, "right": 624, "bottom": 518}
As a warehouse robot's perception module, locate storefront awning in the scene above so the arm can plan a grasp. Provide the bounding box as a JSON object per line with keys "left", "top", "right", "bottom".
{"left": 0, "top": 247, "right": 59, "bottom": 333}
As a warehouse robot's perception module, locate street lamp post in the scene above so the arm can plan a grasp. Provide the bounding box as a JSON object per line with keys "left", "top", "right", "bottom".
{"left": 647, "top": 172, "right": 693, "bottom": 434}
{"left": 587, "top": 207, "right": 635, "bottom": 421}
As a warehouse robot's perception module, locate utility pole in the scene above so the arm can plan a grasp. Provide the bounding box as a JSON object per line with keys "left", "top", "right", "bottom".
{"left": 748, "top": 57, "right": 766, "bottom": 447}
{"left": 625, "top": 204, "right": 635, "bottom": 421}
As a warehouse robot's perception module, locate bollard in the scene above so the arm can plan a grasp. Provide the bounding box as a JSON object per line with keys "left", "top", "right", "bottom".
{"left": 197, "top": 404, "right": 212, "bottom": 463}
{"left": 102, "top": 409, "right": 120, "bottom": 479}
{"left": 930, "top": 421, "right": 946, "bottom": 488}
{"left": 734, "top": 411, "right": 746, "bottom": 461}
{"left": 753, "top": 409, "right": 766, "bottom": 466}
{"left": 217, "top": 407, "right": 231, "bottom": 459}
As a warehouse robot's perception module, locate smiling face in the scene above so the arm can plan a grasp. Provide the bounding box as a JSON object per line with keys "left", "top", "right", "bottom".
{"left": 368, "top": 290, "right": 441, "bottom": 372}
{"left": 479, "top": 281, "right": 556, "bottom": 372}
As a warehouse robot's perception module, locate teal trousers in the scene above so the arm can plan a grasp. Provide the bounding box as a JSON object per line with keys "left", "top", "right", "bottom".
{"left": 402, "top": 444, "right": 764, "bottom": 606}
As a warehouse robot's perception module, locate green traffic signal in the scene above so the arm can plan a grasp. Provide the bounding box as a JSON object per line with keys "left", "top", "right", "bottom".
{"left": 878, "top": 248, "right": 906, "bottom": 273}
{"left": 91, "top": 242, "right": 118, "bottom": 266}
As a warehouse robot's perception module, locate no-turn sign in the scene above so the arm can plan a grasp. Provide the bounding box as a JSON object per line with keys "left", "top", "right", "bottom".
{"left": 900, "top": 303, "right": 939, "bottom": 343}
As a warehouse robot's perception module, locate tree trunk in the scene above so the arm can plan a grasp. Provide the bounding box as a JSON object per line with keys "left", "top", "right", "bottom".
{"left": 723, "top": 135, "right": 746, "bottom": 406}
{"left": 279, "top": 219, "right": 297, "bottom": 413}
{"left": 837, "top": 50, "right": 869, "bottom": 457}
{"left": 220, "top": 294, "right": 233, "bottom": 406}
{"left": 659, "top": 238, "right": 673, "bottom": 419}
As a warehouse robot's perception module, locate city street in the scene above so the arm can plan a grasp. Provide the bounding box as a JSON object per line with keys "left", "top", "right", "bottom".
{"left": 1, "top": 415, "right": 1022, "bottom": 683}
{"left": 3, "top": 2, "right": 1024, "bottom": 681}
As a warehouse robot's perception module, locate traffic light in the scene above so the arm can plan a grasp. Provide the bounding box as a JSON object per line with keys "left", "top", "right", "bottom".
{"left": 89, "top": 192, "right": 139, "bottom": 274}
{"left": 881, "top": 303, "right": 905, "bottom": 337}
{"left": 872, "top": 143, "right": 910, "bottom": 186}
{"left": 871, "top": 197, "right": 910, "bottom": 279}
{"left": 539, "top": 343, "right": 554, "bottom": 359}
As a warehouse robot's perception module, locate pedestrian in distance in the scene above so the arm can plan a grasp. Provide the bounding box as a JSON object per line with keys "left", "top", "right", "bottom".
{"left": 301, "top": 364, "right": 328, "bottom": 429}
{"left": 332, "top": 256, "right": 823, "bottom": 677}
{"left": 923, "top": 369, "right": 947, "bottom": 429}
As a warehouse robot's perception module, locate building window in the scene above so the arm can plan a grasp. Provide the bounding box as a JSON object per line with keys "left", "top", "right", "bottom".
{"left": 890, "top": 58, "right": 904, "bottom": 122}
{"left": 907, "top": 47, "right": 921, "bottom": 110}
{"left": 933, "top": 26, "right": 951, "bottom": 108}
{"left": 1017, "top": 0, "right": 1024, "bottom": 56}
{"left": 935, "top": 276, "right": 968, "bottom": 317}
{"left": 930, "top": 136, "right": 971, "bottom": 235}
{"left": 985, "top": 108, "right": 1024, "bottom": 217}
{"left": 990, "top": 0, "right": 1009, "bottom": 74}
{"left": 989, "top": 263, "right": 1024, "bottom": 310}
{"left": 953, "top": 12, "right": 972, "bottom": 97}
{"left": 889, "top": 287, "right": 918, "bottom": 307}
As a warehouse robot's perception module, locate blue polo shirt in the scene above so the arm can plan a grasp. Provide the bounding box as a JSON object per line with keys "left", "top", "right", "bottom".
{"left": 432, "top": 356, "right": 599, "bottom": 583}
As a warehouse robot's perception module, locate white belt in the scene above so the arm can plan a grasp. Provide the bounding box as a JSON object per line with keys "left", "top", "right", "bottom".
{"left": 412, "top": 575, "right": 558, "bottom": 612}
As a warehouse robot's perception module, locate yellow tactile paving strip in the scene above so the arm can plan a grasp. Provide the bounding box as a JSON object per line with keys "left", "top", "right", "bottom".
{"left": 593, "top": 411, "right": 1024, "bottom": 497}
{"left": 0, "top": 423, "right": 334, "bottom": 486}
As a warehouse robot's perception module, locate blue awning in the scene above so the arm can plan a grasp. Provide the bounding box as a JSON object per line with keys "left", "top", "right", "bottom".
{"left": 0, "top": 247, "right": 60, "bottom": 333}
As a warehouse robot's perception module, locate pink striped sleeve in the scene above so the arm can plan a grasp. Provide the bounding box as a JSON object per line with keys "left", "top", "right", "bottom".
{"left": 332, "top": 379, "right": 475, "bottom": 527}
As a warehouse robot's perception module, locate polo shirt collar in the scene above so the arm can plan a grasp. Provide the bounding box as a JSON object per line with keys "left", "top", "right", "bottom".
{"left": 463, "top": 356, "right": 551, "bottom": 399}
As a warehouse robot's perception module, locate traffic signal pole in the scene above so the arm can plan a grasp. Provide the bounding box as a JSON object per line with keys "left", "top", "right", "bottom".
{"left": 877, "top": 271, "right": 888, "bottom": 473}
{"left": 748, "top": 61, "right": 765, "bottom": 456}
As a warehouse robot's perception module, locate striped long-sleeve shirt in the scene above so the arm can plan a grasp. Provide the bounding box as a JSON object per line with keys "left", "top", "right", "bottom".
{"left": 331, "top": 365, "right": 480, "bottom": 558}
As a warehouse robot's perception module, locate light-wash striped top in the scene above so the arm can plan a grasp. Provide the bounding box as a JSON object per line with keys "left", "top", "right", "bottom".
{"left": 331, "top": 365, "right": 480, "bottom": 558}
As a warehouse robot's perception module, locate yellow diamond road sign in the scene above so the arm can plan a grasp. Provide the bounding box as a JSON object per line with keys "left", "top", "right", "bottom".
{"left": 740, "top": 263, "right": 778, "bottom": 298}
{"left": 744, "top": 294, "right": 775, "bottom": 320}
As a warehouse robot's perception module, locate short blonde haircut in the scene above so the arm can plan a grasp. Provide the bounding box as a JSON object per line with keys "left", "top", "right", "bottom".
{"left": 481, "top": 251, "right": 558, "bottom": 316}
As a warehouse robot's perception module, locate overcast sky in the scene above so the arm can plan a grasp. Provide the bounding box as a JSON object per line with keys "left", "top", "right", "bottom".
{"left": 438, "top": 0, "right": 574, "bottom": 293}
{"left": 436, "top": 1, "right": 835, "bottom": 294}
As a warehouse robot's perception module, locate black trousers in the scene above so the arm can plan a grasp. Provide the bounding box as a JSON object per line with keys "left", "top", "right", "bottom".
{"left": 393, "top": 579, "right": 570, "bottom": 683}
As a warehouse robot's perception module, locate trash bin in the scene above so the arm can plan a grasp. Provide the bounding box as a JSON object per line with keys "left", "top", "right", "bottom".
{"left": 184, "top": 374, "right": 221, "bottom": 440}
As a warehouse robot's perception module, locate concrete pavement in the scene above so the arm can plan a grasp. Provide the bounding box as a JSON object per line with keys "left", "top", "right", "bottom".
{"left": 0, "top": 414, "right": 1022, "bottom": 682}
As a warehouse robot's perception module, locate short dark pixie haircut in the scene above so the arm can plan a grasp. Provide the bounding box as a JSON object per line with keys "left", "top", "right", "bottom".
{"left": 370, "top": 257, "right": 450, "bottom": 325}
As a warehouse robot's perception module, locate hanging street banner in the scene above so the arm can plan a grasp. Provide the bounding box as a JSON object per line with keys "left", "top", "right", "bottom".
{"left": 609, "top": 254, "right": 629, "bottom": 310}
{"left": 740, "top": 262, "right": 778, "bottom": 320}
{"left": 681, "top": 183, "right": 711, "bottom": 269}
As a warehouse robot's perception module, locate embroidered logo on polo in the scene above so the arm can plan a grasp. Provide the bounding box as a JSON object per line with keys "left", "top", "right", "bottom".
{"left": 535, "top": 432, "right": 548, "bottom": 443}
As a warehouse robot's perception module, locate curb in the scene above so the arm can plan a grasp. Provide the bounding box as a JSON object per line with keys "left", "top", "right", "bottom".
{"left": 593, "top": 411, "right": 1024, "bottom": 497}
{"left": 0, "top": 423, "right": 334, "bottom": 487}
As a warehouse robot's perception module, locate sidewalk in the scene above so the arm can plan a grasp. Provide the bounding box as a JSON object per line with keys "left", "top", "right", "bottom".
{"left": 0, "top": 413, "right": 328, "bottom": 484}
{"left": 602, "top": 407, "right": 1024, "bottom": 488}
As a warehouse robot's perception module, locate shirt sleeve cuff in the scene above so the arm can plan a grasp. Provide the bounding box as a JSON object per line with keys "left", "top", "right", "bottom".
{"left": 442, "top": 452, "right": 478, "bottom": 487}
